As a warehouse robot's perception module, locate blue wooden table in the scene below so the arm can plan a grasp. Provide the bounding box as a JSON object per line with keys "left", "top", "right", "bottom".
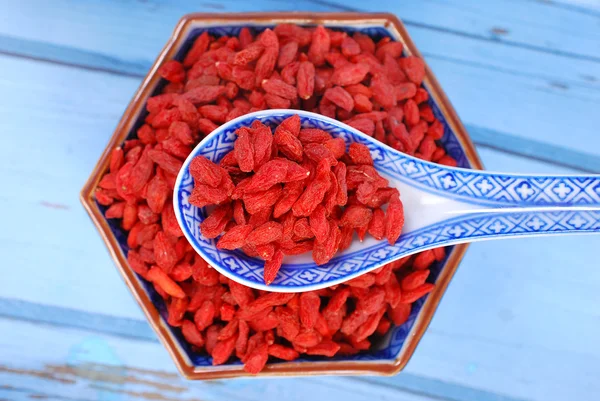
{"left": 1, "top": 1, "right": 599, "bottom": 400}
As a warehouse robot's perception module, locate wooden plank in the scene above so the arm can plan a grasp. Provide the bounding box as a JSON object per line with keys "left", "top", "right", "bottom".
{"left": 0, "top": 31, "right": 599, "bottom": 401}
{"left": 0, "top": 50, "right": 598, "bottom": 399}
{"left": 0, "top": 1, "right": 598, "bottom": 163}
{"left": 0, "top": 297, "right": 156, "bottom": 342}
{"left": 2, "top": 0, "right": 598, "bottom": 63}
{"left": 386, "top": 0, "right": 600, "bottom": 61}
{"left": 466, "top": 124, "right": 600, "bottom": 173}
{"left": 0, "top": 318, "right": 438, "bottom": 401}
{"left": 4, "top": 37, "right": 599, "bottom": 172}
{"left": 385, "top": 147, "right": 600, "bottom": 401}
{"left": 546, "top": 0, "right": 600, "bottom": 13}
{"left": 0, "top": 54, "right": 145, "bottom": 320}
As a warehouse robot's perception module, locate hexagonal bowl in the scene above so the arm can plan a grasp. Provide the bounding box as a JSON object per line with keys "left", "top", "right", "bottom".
{"left": 80, "top": 12, "right": 483, "bottom": 379}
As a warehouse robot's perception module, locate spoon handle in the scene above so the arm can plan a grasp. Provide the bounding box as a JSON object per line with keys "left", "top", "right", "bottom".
{"left": 388, "top": 148, "right": 600, "bottom": 209}
{"left": 404, "top": 170, "right": 600, "bottom": 250}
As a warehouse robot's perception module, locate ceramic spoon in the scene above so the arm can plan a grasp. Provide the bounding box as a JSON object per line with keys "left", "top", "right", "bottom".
{"left": 174, "top": 110, "right": 600, "bottom": 292}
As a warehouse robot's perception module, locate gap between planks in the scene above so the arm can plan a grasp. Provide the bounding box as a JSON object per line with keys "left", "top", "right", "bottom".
{"left": 0, "top": 310, "right": 529, "bottom": 401}
{"left": 304, "top": 0, "right": 600, "bottom": 63}
{"left": 0, "top": 35, "right": 597, "bottom": 173}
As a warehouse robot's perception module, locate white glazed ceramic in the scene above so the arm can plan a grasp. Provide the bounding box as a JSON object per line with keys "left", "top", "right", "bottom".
{"left": 174, "top": 110, "right": 600, "bottom": 292}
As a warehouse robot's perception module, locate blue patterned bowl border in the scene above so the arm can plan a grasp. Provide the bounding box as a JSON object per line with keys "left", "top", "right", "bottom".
{"left": 95, "top": 23, "right": 472, "bottom": 369}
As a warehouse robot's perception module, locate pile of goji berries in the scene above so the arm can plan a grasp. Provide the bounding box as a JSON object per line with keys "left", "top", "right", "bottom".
{"left": 95, "top": 24, "right": 455, "bottom": 374}
{"left": 189, "top": 115, "right": 404, "bottom": 284}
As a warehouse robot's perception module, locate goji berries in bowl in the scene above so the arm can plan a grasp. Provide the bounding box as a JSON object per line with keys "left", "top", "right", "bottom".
{"left": 81, "top": 12, "right": 483, "bottom": 379}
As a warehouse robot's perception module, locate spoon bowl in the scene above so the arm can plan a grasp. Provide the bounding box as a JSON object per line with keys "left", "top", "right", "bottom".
{"left": 174, "top": 109, "right": 600, "bottom": 292}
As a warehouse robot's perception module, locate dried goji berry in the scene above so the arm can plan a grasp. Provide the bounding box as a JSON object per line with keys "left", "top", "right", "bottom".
{"left": 249, "top": 311, "right": 279, "bottom": 332}
{"left": 428, "top": 119, "right": 445, "bottom": 140}
{"left": 293, "top": 329, "right": 322, "bottom": 348}
{"left": 366, "top": 208, "right": 386, "bottom": 240}
{"left": 306, "top": 340, "right": 340, "bottom": 357}
{"left": 400, "top": 283, "right": 434, "bottom": 304}
{"left": 255, "top": 48, "right": 278, "bottom": 86}
{"left": 159, "top": 60, "right": 185, "bottom": 83}
{"left": 233, "top": 127, "right": 255, "bottom": 172}
{"left": 400, "top": 56, "right": 426, "bottom": 85}
{"left": 274, "top": 127, "right": 303, "bottom": 162}
{"left": 243, "top": 185, "right": 282, "bottom": 215}
{"left": 251, "top": 124, "right": 274, "bottom": 169}
{"left": 268, "top": 344, "right": 299, "bottom": 361}
{"left": 216, "top": 224, "right": 253, "bottom": 250}
{"left": 167, "top": 296, "right": 189, "bottom": 327}
{"left": 299, "top": 292, "right": 321, "bottom": 330}
{"left": 308, "top": 26, "right": 330, "bottom": 66}
{"left": 246, "top": 221, "right": 283, "bottom": 246}
{"left": 181, "top": 319, "right": 205, "bottom": 348}
{"left": 304, "top": 143, "right": 338, "bottom": 167}
{"left": 438, "top": 155, "right": 458, "bottom": 167}
{"left": 243, "top": 339, "right": 268, "bottom": 374}
{"left": 184, "top": 31, "right": 210, "bottom": 67}
{"left": 340, "top": 35, "right": 361, "bottom": 56}
{"left": 292, "top": 159, "right": 331, "bottom": 217}
{"left": 122, "top": 203, "right": 138, "bottom": 231}
{"left": 433, "top": 246, "right": 446, "bottom": 261}
{"left": 376, "top": 41, "right": 403, "bottom": 62}
{"left": 105, "top": 202, "right": 125, "bottom": 219}
{"left": 346, "top": 273, "right": 376, "bottom": 288}
{"left": 148, "top": 149, "right": 183, "bottom": 176}
{"left": 182, "top": 85, "right": 226, "bottom": 105}
{"left": 324, "top": 86, "right": 354, "bottom": 112}
{"left": 212, "top": 335, "right": 236, "bottom": 365}
{"left": 280, "top": 240, "right": 313, "bottom": 256}
{"left": 244, "top": 159, "right": 289, "bottom": 193}
{"left": 218, "top": 318, "right": 239, "bottom": 341}
{"left": 235, "top": 319, "right": 249, "bottom": 358}
{"left": 153, "top": 231, "right": 177, "bottom": 271}
{"left": 262, "top": 78, "right": 297, "bottom": 100}
{"left": 127, "top": 250, "right": 149, "bottom": 277}
{"left": 234, "top": 42, "right": 264, "bottom": 66}
{"left": 200, "top": 204, "right": 231, "bottom": 239}
{"left": 147, "top": 266, "right": 185, "bottom": 298}
{"left": 205, "top": 324, "right": 222, "bottom": 355}
{"left": 229, "top": 280, "right": 254, "bottom": 307}
{"left": 354, "top": 308, "right": 386, "bottom": 342}
{"left": 109, "top": 147, "right": 124, "bottom": 174}
{"left": 171, "top": 262, "right": 192, "bottom": 281}
{"left": 273, "top": 181, "right": 304, "bottom": 219}
{"left": 330, "top": 62, "right": 369, "bottom": 87}
{"left": 340, "top": 310, "right": 369, "bottom": 335}
{"left": 293, "top": 218, "right": 314, "bottom": 240}
{"left": 281, "top": 61, "right": 300, "bottom": 85}
{"left": 413, "top": 249, "right": 436, "bottom": 270}
{"left": 356, "top": 287, "right": 385, "bottom": 315}
{"left": 386, "top": 193, "right": 404, "bottom": 245}
{"left": 340, "top": 205, "right": 373, "bottom": 228}
{"left": 309, "top": 205, "right": 329, "bottom": 243}
{"left": 389, "top": 303, "right": 411, "bottom": 325}
{"left": 248, "top": 206, "right": 273, "bottom": 228}
{"left": 312, "top": 220, "right": 341, "bottom": 265}
{"left": 402, "top": 269, "right": 430, "bottom": 291}
{"left": 263, "top": 248, "right": 283, "bottom": 285}
{"left": 370, "top": 74, "right": 396, "bottom": 110}
{"left": 298, "top": 128, "right": 332, "bottom": 144}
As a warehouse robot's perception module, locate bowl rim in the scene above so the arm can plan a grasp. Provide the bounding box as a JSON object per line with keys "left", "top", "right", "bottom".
{"left": 80, "top": 11, "right": 484, "bottom": 379}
